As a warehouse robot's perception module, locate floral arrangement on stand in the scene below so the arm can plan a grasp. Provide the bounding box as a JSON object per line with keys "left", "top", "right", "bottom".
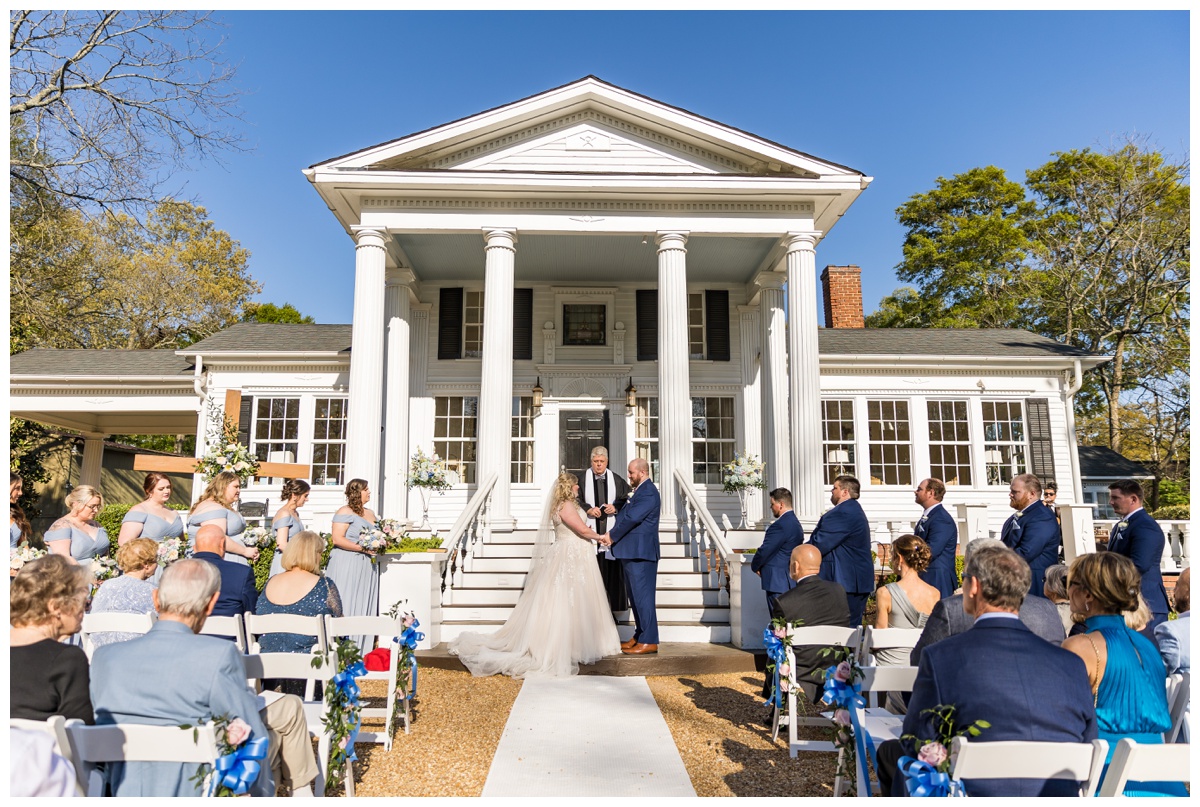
{"left": 183, "top": 714, "right": 268, "bottom": 796}
{"left": 407, "top": 447, "right": 451, "bottom": 532}
{"left": 318, "top": 637, "right": 367, "bottom": 784}
{"left": 819, "top": 647, "right": 867, "bottom": 795}
{"left": 156, "top": 538, "right": 184, "bottom": 567}
{"left": 762, "top": 617, "right": 804, "bottom": 726}
{"left": 241, "top": 526, "right": 275, "bottom": 553}
{"left": 10, "top": 544, "right": 47, "bottom": 573}
{"left": 897, "top": 705, "right": 990, "bottom": 797}
{"left": 196, "top": 404, "right": 260, "bottom": 484}
{"left": 722, "top": 451, "right": 765, "bottom": 528}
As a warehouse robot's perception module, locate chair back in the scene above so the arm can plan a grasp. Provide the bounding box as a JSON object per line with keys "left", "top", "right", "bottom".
{"left": 244, "top": 613, "right": 328, "bottom": 657}
{"left": 325, "top": 615, "right": 411, "bottom": 752}
{"left": 950, "top": 735, "right": 1109, "bottom": 796}
{"left": 80, "top": 612, "right": 155, "bottom": 660}
{"left": 64, "top": 721, "right": 220, "bottom": 797}
{"left": 1164, "top": 672, "right": 1190, "bottom": 744}
{"left": 857, "top": 665, "right": 919, "bottom": 694}
{"left": 1096, "top": 738, "right": 1192, "bottom": 796}
{"left": 10, "top": 715, "right": 74, "bottom": 761}
{"left": 859, "top": 626, "right": 924, "bottom": 665}
{"left": 238, "top": 501, "right": 269, "bottom": 527}
{"left": 199, "top": 613, "right": 247, "bottom": 652}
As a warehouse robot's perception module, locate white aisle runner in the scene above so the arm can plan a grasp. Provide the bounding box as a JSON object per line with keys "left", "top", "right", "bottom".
{"left": 481, "top": 676, "right": 696, "bottom": 797}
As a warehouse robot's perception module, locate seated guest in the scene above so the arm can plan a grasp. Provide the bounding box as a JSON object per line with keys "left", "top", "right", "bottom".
{"left": 764, "top": 544, "right": 850, "bottom": 703}
{"left": 91, "top": 559, "right": 318, "bottom": 796}
{"left": 1124, "top": 593, "right": 1152, "bottom": 632}
{"left": 192, "top": 522, "right": 257, "bottom": 618}
{"left": 877, "top": 545, "right": 1097, "bottom": 797}
{"left": 1043, "top": 563, "right": 1074, "bottom": 636}
{"left": 873, "top": 534, "right": 940, "bottom": 665}
{"left": 1155, "top": 566, "right": 1190, "bottom": 675}
{"left": 1061, "top": 552, "right": 1186, "bottom": 796}
{"left": 910, "top": 538, "right": 1066, "bottom": 668}
{"left": 88, "top": 537, "right": 159, "bottom": 649}
{"left": 10, "top": 555, "right": 94, "bottom": 724}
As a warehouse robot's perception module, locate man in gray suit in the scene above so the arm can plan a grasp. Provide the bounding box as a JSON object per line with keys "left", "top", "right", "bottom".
{"left": 910, "top": 538, "right": 1066, "bottom": 668}
{"left": 91, "top": 559, "right": 317, "bottom": 796}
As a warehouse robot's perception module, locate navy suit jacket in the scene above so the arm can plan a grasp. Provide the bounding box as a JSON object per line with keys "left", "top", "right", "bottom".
{"left": 902, "top": 617, "right": 1097, "bottom": 797}
{"left": 915, "top": 503, "right": 959, "bottom": 599}
{"left": 809, "top": 498, "right": 875, "bottom": 594}
{"left": 192, "top": 551, "right": 258, "bottom": 617}
{"left": 1108, "top": 509, "right": 1169, "bottom": 617}
{"left": 751, "top": 510, "right": 804, "bottom": 594}
{"left": 1000, "top": 500, "right": 1060, "bottom": 597}
{"left": 771, "top": 575, "right": 850, "bottom": 701}
{"left": 608, "top": 480, "right": 661, "bottom": 562}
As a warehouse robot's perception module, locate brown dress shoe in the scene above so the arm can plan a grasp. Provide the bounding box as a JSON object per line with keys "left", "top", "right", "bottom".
{"left": 620, "top": 637, "right": 639, "bottom": 649}
{"left": 622, "top": 643, "right": 659, "bottom": 655}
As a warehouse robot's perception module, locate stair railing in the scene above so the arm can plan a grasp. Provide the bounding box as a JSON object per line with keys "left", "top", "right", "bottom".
{"left": 674, "top": 469, "right": 732, "bottom": 599}
{"left": 440, "top": 472, "right": 497, "bottom": 603}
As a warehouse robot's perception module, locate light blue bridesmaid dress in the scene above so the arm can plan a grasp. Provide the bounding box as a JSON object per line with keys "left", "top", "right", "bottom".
{"left": 44, "top": 519, "right": 110, "bottom": 563}
{"left": 121, "top": 508, "right": 184, "bottom": 585}
{"left": 323, "top": 512, "right": 380, "bottom": 653}
{"left": 186, "top": 507, "right": 249, "bottom": 566}
{"left": 10, "top": 520, "right": 22, "bottom": 548}
{"left": 268, "top": 512, "right": 305, "bottom": 578}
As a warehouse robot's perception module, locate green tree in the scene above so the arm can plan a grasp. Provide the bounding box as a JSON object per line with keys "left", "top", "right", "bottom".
{"left": 243, "top": 302, "right": 316, "bottom": 324}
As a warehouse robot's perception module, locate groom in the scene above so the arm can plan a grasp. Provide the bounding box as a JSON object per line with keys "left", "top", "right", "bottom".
{"left": 608, "top": 457, "right": 661, "bottom": 655}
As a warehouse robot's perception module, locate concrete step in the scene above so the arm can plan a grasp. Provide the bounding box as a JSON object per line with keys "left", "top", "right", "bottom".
{"left": 444, "top": 585, "right": 726, "bottom": 607}
{"left": 450, "top": 570, "right": 717, "bottom": 590}
{"left": 440, "top": 603, "right": 730, "bottom": 625}
{"left": 473, "top": 540, "right": 701, "bottom": 559}
{"left": 462, "top": 555, "right": 718, "bottom": 574}
{"left": 439, "top": 622, "right": 731, "bottom": 644}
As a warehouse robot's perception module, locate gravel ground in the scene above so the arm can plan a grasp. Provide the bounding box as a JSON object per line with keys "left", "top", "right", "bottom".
{"left": 344, "top": 668, "right": 837, "bottom": 797}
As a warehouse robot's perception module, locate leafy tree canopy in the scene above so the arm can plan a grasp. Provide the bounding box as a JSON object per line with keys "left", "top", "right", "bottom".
{"left": 243, "top": 302, "right": 316, "bottom": 324}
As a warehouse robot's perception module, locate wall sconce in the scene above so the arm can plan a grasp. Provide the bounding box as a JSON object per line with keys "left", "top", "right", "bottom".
{"left": 625, "top": 377, "right": 637, "bottom": 412}
{"left": 532, "top": 377, "right": 544, "bottom": 413}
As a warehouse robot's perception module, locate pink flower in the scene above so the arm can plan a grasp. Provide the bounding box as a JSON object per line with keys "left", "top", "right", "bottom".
{"left": 778, "top": 664, "right": 791, "bottom": 677}
{"left": 224, "top": 718, "right": 252, "bottom": 747}
{"left": 779, "top": 679, "right": 790, "bottom": 692}
{"left": 338, "top": 737, "right": 348, "bottom": 750}
{"left": 833, "top": 709, "right": 852, "bottom": 727}
{"left": 836, "top": 727, "right": 853, "bottom": 746}
{"left": 403, "top": 616, "right": 415, "bottom": 628}
{"left": 773, "top": 626, "right": 787, "bottom": 639}
{"left": 834, "top": 661, "right": 853, "bottom": 682}
{"left": 918, "top": 742, "right": 948, "bottom": 768}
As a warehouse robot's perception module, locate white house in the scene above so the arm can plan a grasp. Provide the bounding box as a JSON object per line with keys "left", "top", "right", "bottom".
{"left": 10, "top": 77, "right": 1112, "bottom": 644}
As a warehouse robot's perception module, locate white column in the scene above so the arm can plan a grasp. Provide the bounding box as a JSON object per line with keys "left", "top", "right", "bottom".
{"left": 79, "top": 433, "right": 105, "bottom": 488}
{"left": 757, "top": 270, "right": 792, "bottom": 500}
{"left": 346, "top": 227, "right": 388, "bottom": 493}
{"left": 477, "top": 229, "right": 517, "bottom": 531}
{"left": 407, "top": 306, "right": 431, "bottom": 520}
{"left": 785, "top": 232, "right": 824, "bottom": 520}
{"left": 738, "top": 305, "right": 765, "bottom": 524}
{"left": 382, "top": 269, "right": 414, "bottom": 521}
{"left": 656, "top": 231, "right": 691, "bottom": 529}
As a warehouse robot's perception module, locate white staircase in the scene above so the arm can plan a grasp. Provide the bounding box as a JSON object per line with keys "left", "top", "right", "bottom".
{"left": 440, "top": 529, "right": 731, "bottom": 643}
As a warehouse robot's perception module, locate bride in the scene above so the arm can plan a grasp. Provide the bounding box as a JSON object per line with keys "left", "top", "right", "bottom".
{"left": 449, "top": 471, "right": 622, "bottom": 677}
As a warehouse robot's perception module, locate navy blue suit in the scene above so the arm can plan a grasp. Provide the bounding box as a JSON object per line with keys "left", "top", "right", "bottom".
{"left": 808, "top": 498, "right": 874, "bottom": 627}
{"left": 915, "top": 503, "right": 959, "bottom": 599}
{"left": 751, "top": 510, "right": 804, "bottom": 611}
{"left": 1108, "top": 508, "right": 1169, "bottom": 631}
{"left": 192, "top": 551, "right": 258, "bottom": 618}
{"left": 881, "top": 616, "right": 1097, "bottom": 797}
{"left": 1000, "top": 500, "right": 1060, "bottom": 598}
{"left": 608, "top": 480, "right": 661, "bottom": 645}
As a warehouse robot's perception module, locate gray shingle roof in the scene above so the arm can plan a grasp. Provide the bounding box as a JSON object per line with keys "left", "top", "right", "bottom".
{"left": 9, "top": 348, "right": 194, "bottom": 377}
{"left": 1077, "top": 445, "right": 1154, "bottom": 479}
{"left": 179, "top": 323, "right": 353, "bottom": 354}
{"left": 818, "top": 328, "right": 1096, "bottom": 358}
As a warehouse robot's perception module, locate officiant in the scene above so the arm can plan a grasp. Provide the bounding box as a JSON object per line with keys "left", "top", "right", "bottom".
{"left": 577, "top": 446, "right": 631, "bottom": 612}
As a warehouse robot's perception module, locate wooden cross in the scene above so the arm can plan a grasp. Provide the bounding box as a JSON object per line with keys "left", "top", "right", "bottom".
{"left": 134, "top": 390, "right": 311, "bottom": 479}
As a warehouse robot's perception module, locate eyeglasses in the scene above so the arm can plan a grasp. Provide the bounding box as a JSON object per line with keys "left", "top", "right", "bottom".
{"left": 82, "top": 502, "right": 101, "bottom": 511}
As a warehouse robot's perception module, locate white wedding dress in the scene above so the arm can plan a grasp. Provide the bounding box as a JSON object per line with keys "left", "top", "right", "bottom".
{"left": 449, "top": 504, "right": 621, "bottom": 677}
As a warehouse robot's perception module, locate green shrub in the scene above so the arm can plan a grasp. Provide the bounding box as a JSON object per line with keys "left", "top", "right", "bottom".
{"left": 383, "top": 536, "right": 445, "bottom": 553}
{"left": 956, "top": 554, "right": 965, "bottom": 586}
{"left": 252, "top": 548, "right": 273, "bottom": 593}
{"left": 1150, "top": 504, "right": 1189, "bottom": 521}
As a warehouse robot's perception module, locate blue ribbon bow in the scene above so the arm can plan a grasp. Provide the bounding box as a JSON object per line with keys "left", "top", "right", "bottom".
{"left": 332, "top": 661, "right": 367, "bottom": 703}
{"left": 394, "top": 620, "right": 424, "bottom": 699}
{"left": 897, "top": 755, "right": 960, "bottom": 797}
{"left": 821, "top": 665, "right": 878, "bottom": 779}
{"left": 762, "top": 628, "right": 788, "bottom": 709}
{"left": 212, "top": 733, "right": 269, "bottom": 795}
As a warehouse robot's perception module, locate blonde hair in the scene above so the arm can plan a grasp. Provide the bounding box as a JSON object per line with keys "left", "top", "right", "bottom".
{"left": 116, "top": 538, "right": 159, "bottom": 574}
{"left": 551, "top": 472, "right": 578, "bottom": 512}
{"left": 66, "top": 484, "right": 103, "bottom": 513}
{"left": 1067, "top": 552, "right": 1140, "bottom": 615}
{"left": 191, "top": 471, "right": 240, "bottom": 514}
{"left": 1124, "top": 594, "right": 1152, "bottom": 632}
{"left": 281, "top": 530, "right": 324, "bottom": 574}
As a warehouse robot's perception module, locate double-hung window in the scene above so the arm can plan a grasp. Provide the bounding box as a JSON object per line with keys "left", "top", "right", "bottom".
{"left": 982, "top": 401, "right": 1028, "bottom": 484}
{"left": 691, "top": 396, "right": 735, "bottom": 484}
{"left": 251, "top": 398, "right": 300, "bottom": 463}
{"left": 927, "top": 400, "right": 972, "bottom": 485}
{"left": 821, "top": 399, "right": 857, "bottom": 484}
{"left": 867, "top": 400, "right": 912, "bottom": 486}
{"left": 634, "top": 397, "right": 659, "bottom": 481}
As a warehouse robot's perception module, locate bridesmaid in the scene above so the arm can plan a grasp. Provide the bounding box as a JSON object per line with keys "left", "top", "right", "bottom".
{"left": 269, "top": 479, "right": 311, "bottom": 578}
{"left": 187, "top": 471, "right": 258, "bottom": 567}
{"left": 45, "top": 485, "right": 110, "bottom": 565}
{"left": 324, "top": 478, "right": 380, "bottom": 653}
{"left": 118, "top": 473, "right": 185, "bottom": 585}
{"left": 10, "top": 472, "right": 29, "bottom": 549}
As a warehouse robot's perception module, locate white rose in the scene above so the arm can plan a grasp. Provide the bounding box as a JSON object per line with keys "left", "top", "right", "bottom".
{"left": 226, "top": 443, "right": 238, "bottom": 452}
{"left": 234, "top": 461, "right": 247, "bottom": 471}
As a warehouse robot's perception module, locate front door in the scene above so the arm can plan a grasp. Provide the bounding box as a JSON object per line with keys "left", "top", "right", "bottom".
{"left": 559, "top": 410, "right": 609, "bottom": 474}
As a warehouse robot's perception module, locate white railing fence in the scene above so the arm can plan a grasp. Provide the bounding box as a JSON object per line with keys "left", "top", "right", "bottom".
{"left": 675, "top": 470, "right": 732, "bottom": 598}
{"left": 1095, "top": 519, "right": 1190, "bottom": 572}
{"left": 440, "top": 473, "right": 497, "bottom": 602}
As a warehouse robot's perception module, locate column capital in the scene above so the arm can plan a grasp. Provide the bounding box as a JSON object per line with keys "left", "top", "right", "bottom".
{"left": 352, "top": 226, "right": 389, "bottom": 249}
{"left": 783, "top": 231, "right": 822, "bottom": 253}
{"left": 753, "top": 270, "right": 787, "bottom": 291}
{"left": 655, "top": 231, "right": 689, "bottom": 250}
{"left": 385, "top": 267, "right": 417, "bottom": 287}
{"left": 483, "top": 228, "right": 518, "bottom": 248}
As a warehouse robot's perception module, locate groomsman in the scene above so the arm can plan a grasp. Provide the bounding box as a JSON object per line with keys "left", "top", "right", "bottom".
{"left": 751, "top": 488, "right": 804, "bottom": 613}
{"left": 913, "top": 478, "right": 959, "bottom": 599}
{"left": 577, "top": 446, "right": 630, "bottom": 612}
{"left": 808, "top": 475, "right": 875, "bottom": 628}
{"left": 1107, "top": 478, "right": 1170, "bottom": 635}
{"left": 1000, "top": 473, "right": 1060, "bottom": 599}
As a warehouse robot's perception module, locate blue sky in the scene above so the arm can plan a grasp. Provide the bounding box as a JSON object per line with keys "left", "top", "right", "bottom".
{"left": 184, "top": 10, "right": 1189, "bottom": 323}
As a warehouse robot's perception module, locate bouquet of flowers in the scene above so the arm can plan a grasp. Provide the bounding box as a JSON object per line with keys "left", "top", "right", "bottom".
{"left": 376, "top": 518, "right": 405, "bottom": 548}
{"left": 241, "top": 526, "right": 274, "bottom": 550}
{"left": 10, "top": 544, "right": 47, "bottom": 572}
{"left": 196, "top": 406, "right": 260, "bottom": 484}
{"left": 356, "top": 526, "right": 388, "bottom": 556}
{"left": 722, "top": 451, "right": 765, "bottom": 493}
{"left": 90, "top": 556, "right": 120, "bottom": 583}
{"left": 407, "top": 447, "right": 451, "bottom": 491}
{"left": 898, "top": 705, "right": 990, "bottom": 797}
{"left": 184, "top": 714, "right": 268, "bottom": 796}
{"left": 156, "top": 538, "right": 184, "bottom": 567}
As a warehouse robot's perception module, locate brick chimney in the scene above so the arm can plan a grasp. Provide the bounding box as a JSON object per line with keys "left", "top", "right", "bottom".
{"left": 820, "top": 265, "right": 864, "bottom": 329}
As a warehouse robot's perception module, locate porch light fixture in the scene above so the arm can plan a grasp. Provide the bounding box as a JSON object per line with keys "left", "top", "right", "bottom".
{"left": 625, "top": 378, "right": 637, "bottom": 412}
{"left": 532, "top": 377, "right": 544, "bottom": 412}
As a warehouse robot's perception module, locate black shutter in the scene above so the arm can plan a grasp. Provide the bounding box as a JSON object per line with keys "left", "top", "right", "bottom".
{"left": 1026, "top": 398, "right": 1056, "bottom": 482}
{"left": 636, "top": 289, "right": 658, "bottom": 361}
{"left": 512, "top": 288, "right": 533, "bottom": 360}
{"left": 437, "top": 287, "right": 463, "bottom": 360}
{"left": 705, "top": 289, "right": 731, "bottom": 361}
{"left": 237, "top": 396, "right": 254, "bottom": 447}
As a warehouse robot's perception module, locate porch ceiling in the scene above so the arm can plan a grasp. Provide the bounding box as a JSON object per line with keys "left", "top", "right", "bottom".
{"left": 393, "top": 232, "right": 779, "bottom": 283}
{"left": 10, "top": 408, "right": 198, "bottom": 435}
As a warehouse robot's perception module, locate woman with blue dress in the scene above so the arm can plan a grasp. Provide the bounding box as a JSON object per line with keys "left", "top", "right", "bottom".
{"left": 45, "top": 485, "right": 110, "bottom": 566}
{"left": 269, "top": 479, "right": 311, "bottom": 578}
{"left": 1062, "top": 552, "right": 1187, "bottom": 797}
{"left": 118, "top": 473, "right": 185, "bottom": 585}
{"left": 187, "top": 471, "right": 258, "bottom": 567}
{"left": 324, "top": 478, "right": 379, "bottom": 653}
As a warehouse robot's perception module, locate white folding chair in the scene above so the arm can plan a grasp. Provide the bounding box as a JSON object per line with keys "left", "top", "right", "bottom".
{"left": 10, "top": 715, "right": 84, "bottom": 796}
{"left": 773, "top": 625, "right": 862, "bottom": 756}
{"left": 325, "top": 615, "right": 412, "bottom": 748}
{"left": 1164, "top": 672, "right": 1190, "bottom": 744}
{"left": 950, "top": 735, "right": 1109, "bottom": 797}
{"left": 80, "top": 612, "right": 155, "bottom": 660}
{"left": 858, "top": 626, "right": 925, "bottom": 669}
{"left": 199, "top": 613, "right": 248, "bottom": 652}
{"left": 63, "top": 720, "right": 221, "bottom": 797}
{"left": 1097, "top": 738, "right": 1191, "bottom": 796}
{"left": 244, "top": 614, "right": 328, "bottom": 698}
{"left": 242, "top": 652, "right": 348, "bottom": 797}
{"left": 829, "top": 665, "right": 920, "bottom": 797}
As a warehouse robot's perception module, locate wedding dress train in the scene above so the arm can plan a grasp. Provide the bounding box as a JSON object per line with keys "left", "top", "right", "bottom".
{"left": 449, "top": 504, "right": 621, "bottom": 677}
